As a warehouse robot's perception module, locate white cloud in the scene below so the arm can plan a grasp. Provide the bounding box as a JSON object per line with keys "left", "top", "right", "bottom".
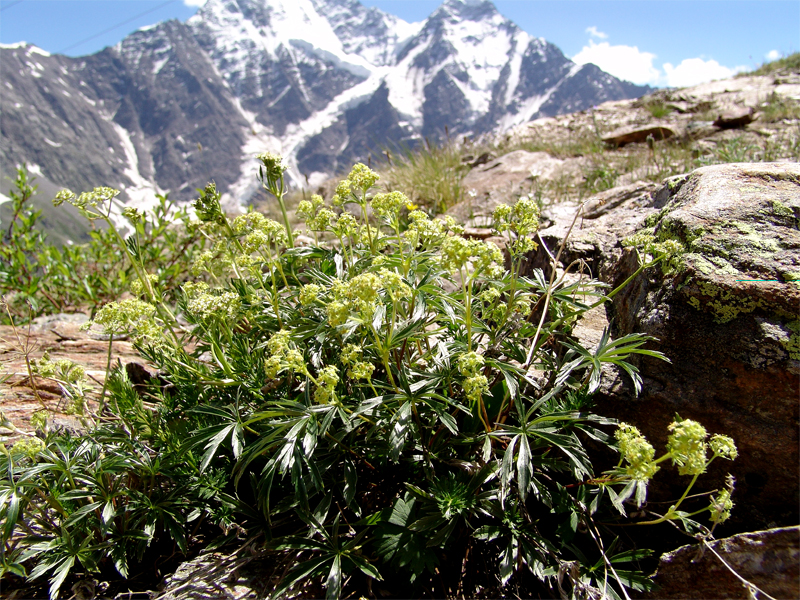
{"left": 183, "top": 0, "right": 207, "bottom": 7}
{"left": 572, "top": 40, "right": 660, "bottom": 86}
{"left": 662, "top": 58, "right": 747, "bottom": 88}
{"left": 766, "top": 49, "right": 781, "bottom": 61}
{"left": 573, "top": 32, "right": 748, "bottom": 88}
{"left": 585, "top": 26, "right": 608, "bottom": 40}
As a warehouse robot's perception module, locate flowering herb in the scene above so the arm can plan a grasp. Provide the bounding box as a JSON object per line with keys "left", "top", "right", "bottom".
{"left": 2, "top": 157, "right": 737, "bottom": 600}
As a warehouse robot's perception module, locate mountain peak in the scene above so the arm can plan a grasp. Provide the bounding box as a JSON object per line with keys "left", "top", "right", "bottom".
{"left": 435, "top": 0, "right": 499, "bottom": 21}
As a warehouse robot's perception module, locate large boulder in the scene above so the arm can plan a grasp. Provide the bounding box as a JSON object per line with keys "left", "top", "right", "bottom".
{"left": 527, "top": 162, "right": 799, "bottom": 528}
{"left": 599, "top": 162, "right": 799, "bottom": 527}
{"left": 642, "top": 526, "right": 800, "bottom": 599}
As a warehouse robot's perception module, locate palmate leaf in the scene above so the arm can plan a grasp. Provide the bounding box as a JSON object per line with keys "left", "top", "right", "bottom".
{"left": 560, "top": 328, "right": 669, "bottom": 395}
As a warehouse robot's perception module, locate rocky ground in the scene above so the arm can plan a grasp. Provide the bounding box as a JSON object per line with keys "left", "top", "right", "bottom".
{"left": 0, "top": 314, "right": 145, "bottom": 440}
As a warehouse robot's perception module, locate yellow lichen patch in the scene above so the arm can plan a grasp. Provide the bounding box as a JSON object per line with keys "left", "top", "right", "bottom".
{"left": 688, "top": 254, "right": 741, "bottom": 277}
{"left": 691, "top": 280, "right": 769, "bottom": 323}
{"left": 726, "top": 221, "right": 780, "bottom": 255}
{"left": 783, "top": 320, "right": 800, "bottom": 360}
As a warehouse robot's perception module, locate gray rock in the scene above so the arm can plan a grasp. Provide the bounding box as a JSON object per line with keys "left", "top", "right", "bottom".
{"left": 527, "top": 180, "right": 662, "bottom": 280}
{"left": 155, "top": 552, "right": 277, "bottom": 600}
{"left": 453, "top": 150, "right": 582, "bottom": 226}
{"left": 642, "top": 526, "right": 800, "bottom": 599}
{"left": 521, "top": 162, "right": 800, "bottom": 527}
{"left": 598, "top": 162, "right": 800, "bottom": 527}
{"left": 713, "top": 106, "right": 756, "bottom": 129}
{"left": 602, "top": 124, "right": 676, "bottom": 147}
{"left": 30, "top": 313, "right": 90, "bottom": 332}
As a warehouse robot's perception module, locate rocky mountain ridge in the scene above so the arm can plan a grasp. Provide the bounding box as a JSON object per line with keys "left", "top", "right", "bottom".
{"left": 1, "top": 0, "right": 647, "bottom": 220}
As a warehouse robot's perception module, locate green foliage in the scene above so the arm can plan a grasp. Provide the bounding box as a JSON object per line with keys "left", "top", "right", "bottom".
{"left": 641, "top": 98, "right": 674, "bottom": 119}
{"left": 0, "top": 166, "right": 207, "bottom": 324}
{"left": 759, "top": 92, "right": 800, "bottom": 122}
{"left": 741, "top": 51, "right": 800, "bottom": 77}
{"left": 380, "top": 138, "right": 467, "bottom": 214}
{"left": 582, "top": 164, "right": 619, "bottom": 194}
{"left": 2, "top": 161, "right": 737, "bottom": 599}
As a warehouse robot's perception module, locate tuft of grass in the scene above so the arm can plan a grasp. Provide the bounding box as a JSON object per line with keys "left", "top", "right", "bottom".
{"left": 379, "top": 139, "right": 467, "bottom": 214}
{"left": 640, "top": 96, "right": 674, "bottom": 119}
{"left": 759, "top": 92, "right": 800, "bottom": 122}
{"left": 499, "top": 127, "right": 605, "bottom": 159}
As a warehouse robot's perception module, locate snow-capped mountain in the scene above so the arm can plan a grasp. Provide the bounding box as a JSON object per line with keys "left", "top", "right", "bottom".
{"left": 0, "top": 0, "right": 648, "bottom": 212}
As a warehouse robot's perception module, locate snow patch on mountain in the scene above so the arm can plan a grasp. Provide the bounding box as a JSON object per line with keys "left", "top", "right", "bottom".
{"left": 110, "top": 122, "right": 163, "bottom": 215}
{"left": 0, "top": 42, "right": 51, "bottom": 57}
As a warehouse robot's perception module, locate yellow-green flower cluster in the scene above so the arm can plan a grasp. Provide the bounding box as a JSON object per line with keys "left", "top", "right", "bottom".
{"left": 332, "top": 163, "right": 379, "bottom": 205}
{"left": 709, "top": 488, "right": 734, "bottom": 523}
{"left": 122, "top": 206, "right": 144, "bottom": 225}
{"left": 709, "top": 434, "right": 738, "bottom": 460}
{"left": 622, "top": 230, "right": 686, "bottom": 273}
{"left": 404, "top": 211, "right": 463, "bottom": 249}
{"left": 297, "top": 194, "right": 324, "bottom": 221}
{"left": 89, "top": 298, "right": 157, "bottom": 336}
{"left": 341, "top": 344, "right": 374, "bottom": 380}
{"left": 347, "top": 163, "right": 380, "bottom": 191}
{"left": 257, "top": 152, "right": 287, "bottom": 180}
{"left": 492, "top": 196, "right": 540, "bottom": 256}
{"left": 378, "top": 268, "right": 412, "bottom": 300}
{"left": 187, "top": 291, "right": 240, "bottom": 321}
{"left": 371, "top": 191, "right": 408, "bottom": 219}
{"left": 297, "top": 194, "right": 328, "bottom": 233}
{"left": 299, "top": 283, "right": 323, "bottom": 306}
{"left": 350, "top": 272, "right": 383, "bottom": 305}
{"left": 332, "top": 180, "right": 352, "bottom": 207}
{"left": 441, "top": 236, "right": 503, "bottom": 276}
{"left": 512, "top": 295, "right": 532, "bottom": 317}
{"left": 191, "top": 250, "right": 217, "bottom": 276}
{"left": 326, "top": 300, "right": 350, "bottom": 327}
{"left": 53, "top": 187, "right": 120, "bottom": 211}
{"left": 265, "top": 329, "right": 306, "bottom": 379}
{"left": 193, "top": 183, "right": 225, "bottom": 224}
{"left": 615, "top": 423, "right": 659, "bottom": 481}
{"left": 232, "top": 211, "right": 288, "bottom": 252}
{"left": 32, "top": 352, "right": 85, "bottom": 384}
{"left": 131, "top": 273, "right": 159, "bottom": 298}
{"left": 458, "top": 351, "right": 488, "bottom": 405}
{"left": 310, "top": 208, "right": 336, "bottom": 232}
{"left": 479, "top": 286, "right": 506, "bottom": 322}
{"left": 314, "top": 365, "right": 339, "bottom": 403}
{"left": 30, "top": 410, "right": 48, "bottom": 431}
{"left": 332, "top": 213, "right": 359, "bottom": 238}
{"left": 11, "top": 436, "right": 45, "bottom": 458}
{"left": 666, "top": 418, "right": 708, "bottom": 476}
{"left": 325, "top": 270, "right": 411, "bottom": 326}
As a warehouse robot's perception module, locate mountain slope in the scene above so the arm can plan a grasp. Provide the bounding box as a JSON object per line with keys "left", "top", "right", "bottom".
{"left": 0, "top": 0, "right": 648, "bottom": 213}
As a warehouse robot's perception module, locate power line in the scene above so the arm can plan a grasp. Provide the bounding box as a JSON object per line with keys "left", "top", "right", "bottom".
{"left": 58, "top": 0, "right": 176, "bottom": 55}
{"left": 1, "top": 1, "right": 25, "bottom": 13}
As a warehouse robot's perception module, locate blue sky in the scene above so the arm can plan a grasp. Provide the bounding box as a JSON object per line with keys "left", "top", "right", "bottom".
{"left": 1, "top": 0, "right": 797, "bottom": 87}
